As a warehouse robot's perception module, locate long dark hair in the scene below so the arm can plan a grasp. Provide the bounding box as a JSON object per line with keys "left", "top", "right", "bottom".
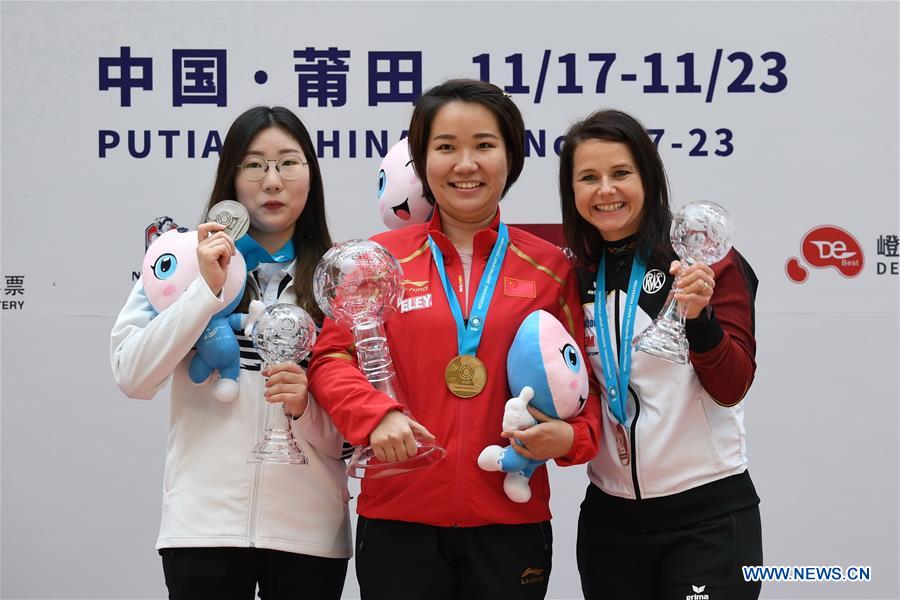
{"left": 559, "top": 109, "right": 672, "bottom": 267}
{"left": 204, "top": 106, "right": 331, "bottom": 321}
{"left": 407, "top": 78, "right": 525, "bottom": 204}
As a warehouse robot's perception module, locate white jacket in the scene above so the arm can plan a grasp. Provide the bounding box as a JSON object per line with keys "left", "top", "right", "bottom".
{"left": 110, "top": 272, "right": 352, "bottom": 558}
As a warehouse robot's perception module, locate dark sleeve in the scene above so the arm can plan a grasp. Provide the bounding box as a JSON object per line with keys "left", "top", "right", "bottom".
{"left": 685, "top": 249, "right": 758, "bottom": 406}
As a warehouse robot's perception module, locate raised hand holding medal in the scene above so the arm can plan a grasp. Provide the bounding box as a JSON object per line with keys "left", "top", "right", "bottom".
{"left": 206, "top": 200, "right": 251, "bottom": 241}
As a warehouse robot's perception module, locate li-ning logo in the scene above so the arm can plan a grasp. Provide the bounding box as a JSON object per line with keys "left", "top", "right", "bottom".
{"left": 520, "top": 567, "right": 546, "bottom": 585}
{"left": 686, "top": 584, "right": 709, "bottom": 600}
{"left": 642, "top": 269, "right": 666, "bottom": 294}
{"left": 786, "top": 225, "right": 864, "bottom": 283}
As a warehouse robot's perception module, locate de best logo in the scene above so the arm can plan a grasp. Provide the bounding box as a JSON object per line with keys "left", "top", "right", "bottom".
{"left": 786, "top": 225, "right": 864, "bottom": 283}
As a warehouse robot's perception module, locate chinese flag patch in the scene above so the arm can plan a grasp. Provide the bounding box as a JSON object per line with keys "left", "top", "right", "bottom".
{"left": 504, "top": 277, "right": 536, "bottom": 298}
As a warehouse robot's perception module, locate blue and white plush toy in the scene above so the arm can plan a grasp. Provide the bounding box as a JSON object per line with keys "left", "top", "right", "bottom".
{"left": 142, "top": 227, "right": 258, "bottom": 403}
{"left": 478, "top": 310, "right": 589, "bottom": 503}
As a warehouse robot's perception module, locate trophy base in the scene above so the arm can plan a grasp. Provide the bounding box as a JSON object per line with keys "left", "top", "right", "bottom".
{"left": 248, "top": 433, "right": 309, "bottom": 465}
{"left": 632, "top": 321, "right": 689, "bottom": 365}
{"left": 346, "top": 441, "right": 446, "bottom": 479}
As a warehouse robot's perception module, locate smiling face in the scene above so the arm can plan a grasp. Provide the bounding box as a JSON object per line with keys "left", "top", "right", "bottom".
{"left": 378, "top": 139, "right": 431, "bottom": 230}
{"left": 424, "top": 101, "right": 509, "bottom": 231}
{"left": 572, "top": 139, "right": 645, "bottom": 242}
{"left": 234, "top": 126, "right": 310, "bottom": 252}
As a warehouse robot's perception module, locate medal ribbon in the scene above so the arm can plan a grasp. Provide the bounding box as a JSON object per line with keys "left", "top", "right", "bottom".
{"left": 427, "top": 223, "right": 509, "bottom": 356}
{"left": 594, "top": 253, "right": 646, "bottom": 425}
{"left": 236, "top": 235, "right": 295, "bottom": 271}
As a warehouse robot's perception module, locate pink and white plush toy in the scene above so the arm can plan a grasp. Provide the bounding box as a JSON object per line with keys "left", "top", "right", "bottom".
{"left": 478, "top": 310, "right": 589, "bottom": 503}
{"left": 377, "top": 139, "right": 432, "bottom": 229}
{"left": 142, "top": 227, "right": 254, "bottom": 402}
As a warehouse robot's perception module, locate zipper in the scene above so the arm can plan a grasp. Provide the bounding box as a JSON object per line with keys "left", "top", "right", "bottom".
{"left": 247, "top": 333, "right": 266, "bottom": 545}
{"left": 627, "top": 383, "right": 641, "bottom": 500}
{"left": 613, "top": 286, "right": 641, "bottom": 500}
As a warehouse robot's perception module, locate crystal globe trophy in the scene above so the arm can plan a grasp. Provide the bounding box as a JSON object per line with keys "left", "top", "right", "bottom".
{"left": 632, "top": 201, "right": 734, "bottom": 364}
{"left": 248, "top": 303, "right": 317, "bottom": 464}
{"left": 314, "top": 239, "right": 446, "bottom": 479}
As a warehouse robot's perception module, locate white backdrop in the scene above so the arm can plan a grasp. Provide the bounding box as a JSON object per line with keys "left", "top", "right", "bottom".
{"left": 1, "top": 2, "right": 898, "bottom": 599}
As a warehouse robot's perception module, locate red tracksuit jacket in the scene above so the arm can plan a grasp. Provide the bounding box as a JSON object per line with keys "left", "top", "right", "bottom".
{"left": 309, "top": 209, "right": 601, "bottom": 527}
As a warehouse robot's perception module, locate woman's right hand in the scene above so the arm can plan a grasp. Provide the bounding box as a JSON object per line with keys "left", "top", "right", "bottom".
{"left": 197, "top": 222, "right": 236, "bottom": 296}
{"left": 369, "top": 410, "right": 435, "bottom": 462}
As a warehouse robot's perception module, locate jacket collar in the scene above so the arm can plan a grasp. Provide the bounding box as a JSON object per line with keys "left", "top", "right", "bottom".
{"left": 425, "top": 207, "right": 503, "bottom": 259}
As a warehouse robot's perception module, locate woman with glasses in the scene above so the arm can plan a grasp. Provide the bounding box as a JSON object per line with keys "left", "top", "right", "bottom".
{"left": 111, "top": 106, "right": 351, "bottom": 599}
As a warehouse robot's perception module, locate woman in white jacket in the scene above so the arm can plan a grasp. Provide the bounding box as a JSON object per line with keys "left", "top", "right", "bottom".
{"left": 110, "top": 106, "right": 351, "bottom": 599}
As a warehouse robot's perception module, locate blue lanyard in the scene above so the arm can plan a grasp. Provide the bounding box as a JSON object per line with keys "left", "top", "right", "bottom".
{"left": 594, "top": 253, "right": 646, "bottom": 425}
{"left": 236, "top": 235, "right": 295, "bottom": 271}
{"left": 427, "top": 223, "right": 509, "bottom": 356}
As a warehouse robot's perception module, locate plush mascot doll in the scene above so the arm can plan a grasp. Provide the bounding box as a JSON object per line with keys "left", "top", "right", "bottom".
{"left": 377, "top": 139, "right": 432, "bottom": 229}
{"left": 478, "top": 309, "right": 589, "bottom": 502}
{"left": 142, "top": 227, "right": 255, "bottom": 403}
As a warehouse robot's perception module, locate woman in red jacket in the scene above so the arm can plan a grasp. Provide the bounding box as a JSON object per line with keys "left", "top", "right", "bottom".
{"left": 309, "top": 79, "right": 600, "bottom": 599}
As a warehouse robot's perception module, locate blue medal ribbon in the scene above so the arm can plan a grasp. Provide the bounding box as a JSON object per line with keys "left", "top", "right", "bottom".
{"left": 594, "top": 252, "right": 646, "bottom": 425}
{"left": 427, "top": 223, "right": 509, "bottom": 356}
{"left": 236, "top": 235, "right": 295, "bottom": 271}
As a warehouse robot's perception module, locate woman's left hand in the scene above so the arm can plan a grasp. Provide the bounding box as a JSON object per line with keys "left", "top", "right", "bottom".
{"left": 263, "top": 362, "right": 309, "bottom": 418}
{"left": 501, "top": 406, "right": 574, "bottom": 461}
{"left": 671, "top": 260, "right": 716, "bottom": 319}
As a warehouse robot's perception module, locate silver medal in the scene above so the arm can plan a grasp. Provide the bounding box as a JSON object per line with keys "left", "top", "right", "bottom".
{"left": 206, "top": 200, "right": 250, "bottom": 240}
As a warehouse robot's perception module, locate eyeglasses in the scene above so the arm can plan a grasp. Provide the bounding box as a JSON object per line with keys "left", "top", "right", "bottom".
{"left": 237, "top": 155, "right": 308, "bottom": 181}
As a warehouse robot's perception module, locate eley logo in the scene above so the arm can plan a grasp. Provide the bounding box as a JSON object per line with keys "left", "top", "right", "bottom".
{"left": 786, "top": 225, "right": 864, "bottom": 283}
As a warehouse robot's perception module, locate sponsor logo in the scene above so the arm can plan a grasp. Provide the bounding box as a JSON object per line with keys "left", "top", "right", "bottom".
{"left": 400, "top": 293, "right": 432, "bottom": 313}
{"left": 401, "top": 279, "right": 430, "bottom": 294}
{"left": 136, "top": 216, "right": 181, "bottom": 281}
{"left": 1, "top": 274, "right": 26, "bottom": 310}
{"left": 786, "top": 225, "right": 864, "bottom": 283}
{"left": 520, "top": 567, "right": 546, "bottom": 585}
{"left": 642, "top": 269, "right": 666, "bottom": 294}
{"left": 145, "top": 215, "right": 179, "bottom": 251}
{"left": 504, "top": 276, "right": 536, "bottom": 298}
{"left": 686, "top": 584, "right": 709, "bottom": 600}
{"left": 875, "top": 234, "right": 899, "bottom": 276}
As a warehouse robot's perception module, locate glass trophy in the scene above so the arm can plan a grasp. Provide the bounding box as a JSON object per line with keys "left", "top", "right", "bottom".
{"left": 314, "top": 239, "right": 446, "bottom": 479}
{"left": 248, "top": 303, "right": 316, "bottom": 464}
{"left": 632, "top": 200, "right": 734, "bottom": 364}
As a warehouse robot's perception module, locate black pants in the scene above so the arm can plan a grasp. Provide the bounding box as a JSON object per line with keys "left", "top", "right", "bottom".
{"left": 577, "top": 497, "right": 763, "bottom": 600}
{"left": 159, "top": 547, "right": 348, "bottom": 600}
{"left": 355, "top": 516, "right": 553, "bottom": 600}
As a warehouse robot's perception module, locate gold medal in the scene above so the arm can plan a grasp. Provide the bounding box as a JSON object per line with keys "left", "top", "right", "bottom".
{"left": 615, "top": 423, "right": 630, "bottom": 466}
{"left": 445, "top": 355, "right": 487, "bottom": 398}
